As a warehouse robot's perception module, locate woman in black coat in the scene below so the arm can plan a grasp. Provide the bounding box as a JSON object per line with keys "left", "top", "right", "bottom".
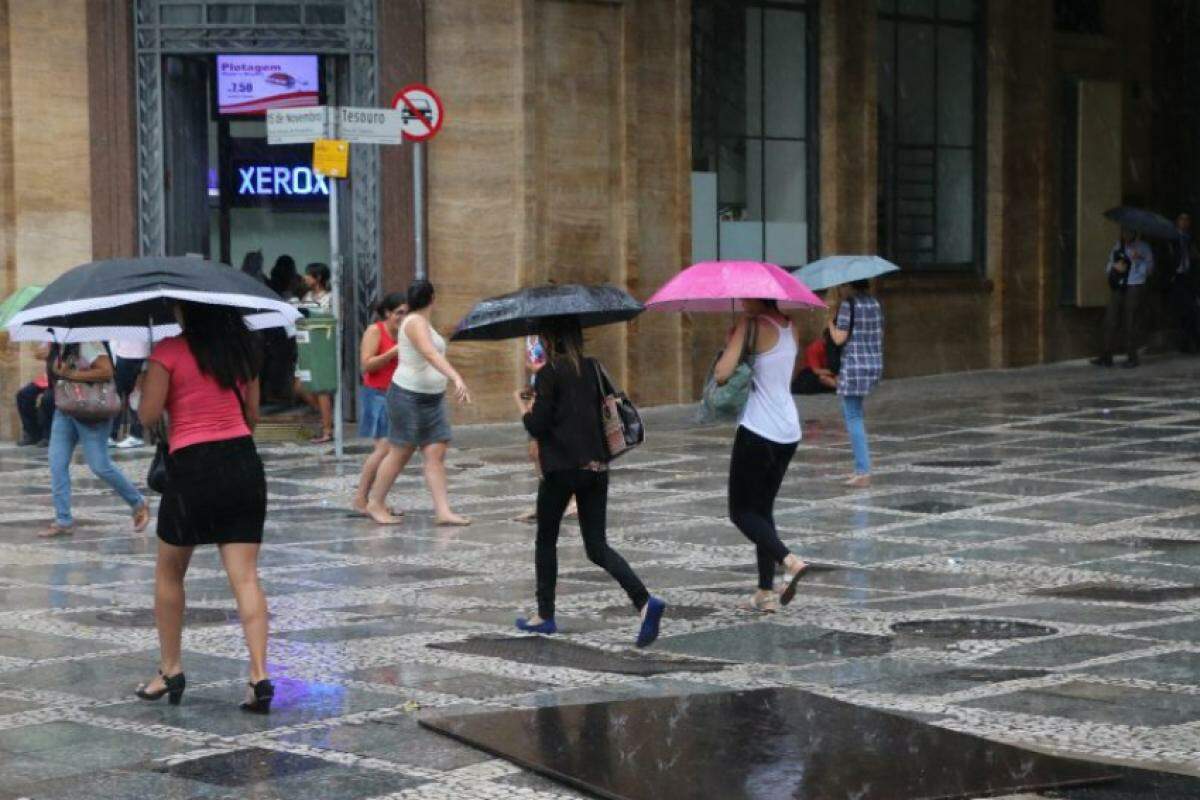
{"left": 513, "top": 317, "right": 665, "bottom": 647}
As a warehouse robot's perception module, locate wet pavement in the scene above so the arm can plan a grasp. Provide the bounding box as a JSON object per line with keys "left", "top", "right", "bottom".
{"left": 2, "top": 356, "right": 1200, "bottom": 798}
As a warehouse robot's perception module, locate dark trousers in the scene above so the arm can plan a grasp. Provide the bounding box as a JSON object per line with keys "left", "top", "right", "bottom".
{"left": 535, "top": 469, "right": 648, "bottom": 620}
{"left": 1102, "top": 284, "right": 1144, "bottom": 360}
{"left": 15, "top": 382, "right": 52, "bottom": 441}
{"left": 1170, "top": 275, "right": 1200, "bottom": 352}
{"left": 110, "top": 358, "right": 144, "bottom": 440}
{"left": 729, "top": 425, "right": 798, "bottom": 591}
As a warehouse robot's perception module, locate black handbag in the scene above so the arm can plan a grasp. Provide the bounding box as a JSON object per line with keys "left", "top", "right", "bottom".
{"left": 146, "top": 432, "right": 170, "bottom": 494}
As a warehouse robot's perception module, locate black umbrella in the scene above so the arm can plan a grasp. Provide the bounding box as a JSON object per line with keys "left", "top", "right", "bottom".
{"left": 6, "top": 256, "right": 301, "bottom": 343}
{"left": 1103, "top": 206, "right": 1179, "bottom": 240}
{"left": 451, "top": 283, "right": 643, "bottom": 341}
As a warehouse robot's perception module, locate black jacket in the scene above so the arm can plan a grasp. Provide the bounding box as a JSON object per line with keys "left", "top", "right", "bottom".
{"left": 522, "top": 357, "right": 607, "bottom": 474}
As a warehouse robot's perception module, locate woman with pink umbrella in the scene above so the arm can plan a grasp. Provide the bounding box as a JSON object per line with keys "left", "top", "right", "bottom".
{"left": 647, "top": 261, "right": 822, "bottom": 613}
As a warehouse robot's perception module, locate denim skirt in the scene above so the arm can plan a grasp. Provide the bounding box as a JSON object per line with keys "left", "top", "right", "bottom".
{"left": 359, "top": 386, "right": 390, "bottom": 440}
{"left": 386, "top": 383, "right": 451, "bottom": 447}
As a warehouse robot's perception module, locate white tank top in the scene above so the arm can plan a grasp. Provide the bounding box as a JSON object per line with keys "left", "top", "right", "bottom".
{"left": 393, "top": 315, "right": 449, "bottom": 394}
{"left": 739, "top": 316, "right": 801, "bottom": 444}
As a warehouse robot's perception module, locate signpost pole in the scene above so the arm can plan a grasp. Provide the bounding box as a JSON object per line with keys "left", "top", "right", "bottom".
{"left": 329, "top": 168, "right": 344, "bottom": 460}
{"left": 413, "top": 141, "right": 425, "bottom": 281}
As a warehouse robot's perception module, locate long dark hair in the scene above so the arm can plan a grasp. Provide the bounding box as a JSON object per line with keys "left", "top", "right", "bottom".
{"left": 269, "top": 255, "right": 298, "bottom": 297}
{"left": 177, "top": 302, "right": 262, "bottom": 389}
{"left": 305, "top": 262, "right": 331, "bottom": 292}
{"left": 375, "top": 291, "right": 406, "bottom": 320}
{"left": 540, "top": 316, "right": 584, "bottom": 375}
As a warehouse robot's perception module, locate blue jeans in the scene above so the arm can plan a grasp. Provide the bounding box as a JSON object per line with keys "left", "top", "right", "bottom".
{"left": 49, "top": 410, "right": 145, "bottom": 527}
{"left": 840, "top": 395, "right": 871, "bottom": 475}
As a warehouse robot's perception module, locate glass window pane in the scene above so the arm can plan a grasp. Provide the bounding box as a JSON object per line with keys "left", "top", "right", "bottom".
{"left": 897, "top": 23, "right": 934, "bottom": 144}
{"left": 898, "top": 0, "right": 935, "bottom": 16}
{"left": 719, "top": 139, "right": 764, "bottom": 261}
{"left": 937, "top": 148, "right": 973, "bottom": 263}
{"left": 878, "top": 20, "right": 896, "bottom": 131}
{"left": 743, "top": 8, "right": 762, "bottom": 137}
{"left": 939, "top": 0, "right": 976, "bottom": 21}
{"left": 763, "top": 9, "right": 806, "bottom": 139}
{"left": 161, "top": 4, "right": 202, "bottom": 24}
{"left": 937, "top": 25, "right": 974, "bottom": 146}
{"left": 765, "top": 140, "right": 807, "bottom": 266}
{"left": 256, "top": 4, "right": 302, "bottom": 23}
{"left": 305, "top": 4, "right": 346, "bottom": 24}
{"left": 208, "top": 4, "right": 253, "bottom": 23}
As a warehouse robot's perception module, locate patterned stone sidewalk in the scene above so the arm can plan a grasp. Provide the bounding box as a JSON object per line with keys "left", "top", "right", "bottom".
{"left": 2, "top": 356, "right": 1200, "bottom": 798}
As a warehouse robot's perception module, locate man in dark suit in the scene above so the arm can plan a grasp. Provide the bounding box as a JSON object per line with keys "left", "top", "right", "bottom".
{"left": 1167, "top": 212, "right": 1200, "bottom": 353}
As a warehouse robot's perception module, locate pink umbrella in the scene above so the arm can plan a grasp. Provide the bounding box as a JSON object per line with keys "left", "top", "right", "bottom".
{"left": 645, "top": 261, "right": 825, "bottom": 312}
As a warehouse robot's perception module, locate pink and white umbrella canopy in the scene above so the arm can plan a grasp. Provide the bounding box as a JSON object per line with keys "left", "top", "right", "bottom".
{"left": 645, "top": 261, "right": 825, "bottom": 312}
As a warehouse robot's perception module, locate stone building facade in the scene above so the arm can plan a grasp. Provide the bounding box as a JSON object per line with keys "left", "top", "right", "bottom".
{"left": 0, "top": 0, "right": 1195, "bottom": 430}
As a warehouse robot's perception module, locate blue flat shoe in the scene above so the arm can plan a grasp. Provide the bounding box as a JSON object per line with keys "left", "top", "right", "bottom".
{"left": 636, "top": 597, "right": 666, "bottom": 648}
{"left": 515, "top": 617, "right": 557, "bottom": 635}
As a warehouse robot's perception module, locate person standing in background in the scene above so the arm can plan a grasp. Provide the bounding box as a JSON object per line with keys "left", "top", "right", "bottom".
{"left": 267, "top": 255, "right": 302, "bottom": 301}
{"left": 15, "top": 343, "right": 53, "bottom": 446}
{"left": 109, "top": 339, "right": 150, "bottom": 449}
{"left": 239, "top": 251, "right": 266, "bottom": 284}
{"left": 352, "top": 292, "right": 406, "bottom": 517}
{"left": 1093, "top": 229, "right": 1153, "bottom": 368}
{"left": 1167, "top": 213, "right": 1200, "bottom": 354}
{"left": 829, "top": 280, "right": 884, "bottom": 487}
{"left": 297, "top": 262, "right": 335, "bottom": 443}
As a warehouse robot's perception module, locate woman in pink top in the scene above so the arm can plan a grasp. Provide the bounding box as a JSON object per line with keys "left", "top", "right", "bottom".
{"left": 135, "top": 302, "right": 273, "bottom": 714}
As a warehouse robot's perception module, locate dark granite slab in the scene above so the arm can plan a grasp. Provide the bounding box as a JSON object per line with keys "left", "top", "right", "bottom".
{"left": 428, "top": 635, "right": 729, "bottom": 676}
{"left": 963, "top": 680, "right": 1200, "bottom": 727}
{"left": 421, "top": 687, "right": 1116, "bottom": 800}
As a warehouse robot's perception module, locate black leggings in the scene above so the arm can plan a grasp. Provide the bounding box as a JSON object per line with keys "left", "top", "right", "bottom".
{"left": 536, "top": 469, "right": 649, "bottom": 620}
{"left": 729, "top": 425, "right": 798, "bottom": 590}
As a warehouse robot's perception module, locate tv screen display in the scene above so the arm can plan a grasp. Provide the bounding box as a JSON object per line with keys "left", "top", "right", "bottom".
{"left": 216, "top": 54, "right": 320, "bottom": 115}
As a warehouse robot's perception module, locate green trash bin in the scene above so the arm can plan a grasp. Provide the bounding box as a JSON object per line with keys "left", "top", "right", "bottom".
{"left": 295, "top": 313, "right": 338, "bottom": 393}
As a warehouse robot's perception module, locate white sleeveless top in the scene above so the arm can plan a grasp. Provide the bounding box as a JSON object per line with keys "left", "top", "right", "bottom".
{"left": 393, "top": 315, "right": 449, "bottom": 394}
{"left": 739, "top": 316, "right": 801, "bottom": 444}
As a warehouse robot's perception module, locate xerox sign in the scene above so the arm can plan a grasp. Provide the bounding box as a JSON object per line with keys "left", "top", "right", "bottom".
{"left": 217, "top": 54, "right": 320, "bottom": 115}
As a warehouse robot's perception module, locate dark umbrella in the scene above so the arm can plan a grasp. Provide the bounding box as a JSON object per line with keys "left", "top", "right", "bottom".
{"left": 1103, "top": 206, "right": 1179, "bottom": 240}
{"left": 6, "top": 256, "right": 301, "bottom": 343}
{"left": 451, "top": 283, "right": 643, "bottom": 341}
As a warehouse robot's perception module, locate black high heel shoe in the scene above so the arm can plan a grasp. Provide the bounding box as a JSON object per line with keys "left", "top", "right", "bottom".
{"left": 135, "top": 670, "right": 186, "bottom": 705}
{"left": 240, "top": 678, "right": 274, "bottom": 714}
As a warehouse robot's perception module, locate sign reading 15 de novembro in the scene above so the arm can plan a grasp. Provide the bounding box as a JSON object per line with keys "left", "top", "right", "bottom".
{"left": 267, "top": 106, "right": 403, "bottom": 146}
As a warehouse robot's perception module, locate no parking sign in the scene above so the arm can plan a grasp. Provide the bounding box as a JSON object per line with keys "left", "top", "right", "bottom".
{"left": 391, "top": 83, "right": 444, "bottom": 142}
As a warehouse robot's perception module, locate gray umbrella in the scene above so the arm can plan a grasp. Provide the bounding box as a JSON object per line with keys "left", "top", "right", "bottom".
{"left": 451, "top": 283, "right": 643, "bottom": 341}
{"left": 1103, "top": 206, "right": 1179, "bottom": 240}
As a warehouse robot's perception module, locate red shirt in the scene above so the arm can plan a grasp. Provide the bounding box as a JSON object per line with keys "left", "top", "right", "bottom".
{"left": 362, "top": 321, "right": 399, "bottom": 390}
{"left": 149, "top": 337, "right": 251, "bottom": 453}
{"left": 803, "top": 338, "right": 827, "bottom": 372}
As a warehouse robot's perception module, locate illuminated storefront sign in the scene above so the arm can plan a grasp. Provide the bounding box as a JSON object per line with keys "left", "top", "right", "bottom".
{"left": 235, "top": 164, "right": 330, "bottom": 198}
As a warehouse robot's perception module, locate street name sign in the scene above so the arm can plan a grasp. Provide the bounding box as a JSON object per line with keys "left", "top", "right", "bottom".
{"left": 266, "top": 106, "right": 330, "bottom": 145}
{"left": 336, "top": 106, "right": 404, "bottom": 145}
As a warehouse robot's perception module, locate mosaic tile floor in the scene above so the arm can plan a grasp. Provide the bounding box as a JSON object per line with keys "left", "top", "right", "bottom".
{"left": 3, "top": 357, "right": 1200, "bottom": 798}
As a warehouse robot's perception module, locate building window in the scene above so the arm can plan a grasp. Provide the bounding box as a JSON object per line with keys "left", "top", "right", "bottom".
{"left": 1054, "top": 0, "right": 1104, "bottom": 35}
{"left": 691, "top": 0, "right": 817, "bottom": 268}
{"left": 878, "top": 0, "right": 983, "bottom": 271}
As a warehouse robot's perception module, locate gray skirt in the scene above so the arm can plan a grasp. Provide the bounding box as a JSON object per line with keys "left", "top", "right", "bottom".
{"left": 386, "top": 383, "right": 451, "bottom": 447}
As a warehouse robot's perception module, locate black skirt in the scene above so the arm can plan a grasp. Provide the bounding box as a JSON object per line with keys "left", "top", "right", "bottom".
{"left": 157, "top": 436, "right": 266, "bottom": 546}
